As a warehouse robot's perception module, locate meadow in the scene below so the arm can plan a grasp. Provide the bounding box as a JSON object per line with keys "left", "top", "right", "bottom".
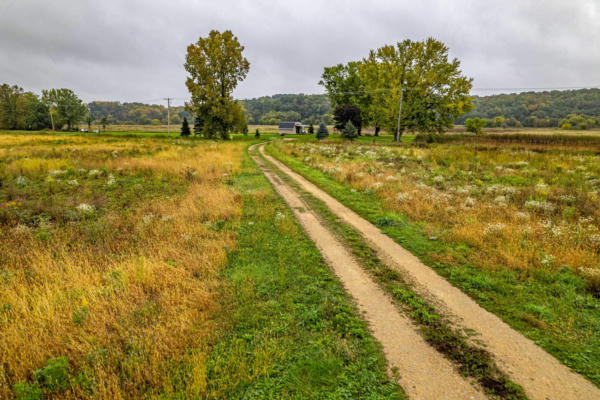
{"left": 269, "top": 137, "right": 600, "bottom": 385}
{"left": 0, "top": 131, "right": 400, "bottom": 399}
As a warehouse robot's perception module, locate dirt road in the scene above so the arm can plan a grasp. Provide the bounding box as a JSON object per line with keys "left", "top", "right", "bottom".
{"left": 257, "top": 143, "right": 600, "bottom": 400}
{"left": 250, "top": 144, "right": 486, "bottom": 400}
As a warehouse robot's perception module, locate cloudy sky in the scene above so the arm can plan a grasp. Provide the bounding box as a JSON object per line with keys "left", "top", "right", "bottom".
{"left": 1, "top": 0, "right": 599, "bottom": 105}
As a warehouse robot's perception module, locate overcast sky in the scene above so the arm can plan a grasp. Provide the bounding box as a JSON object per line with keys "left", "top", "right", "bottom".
{"left": 1, "top": 0, "right": 599, "bottom": 105}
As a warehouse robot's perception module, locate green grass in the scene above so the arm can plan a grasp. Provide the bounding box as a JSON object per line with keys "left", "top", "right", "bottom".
{"left": 159, "top": 147, "right": 405, "bottom": 399}
{"left": 266, "top": 142, "right": 600, "bottom": 388}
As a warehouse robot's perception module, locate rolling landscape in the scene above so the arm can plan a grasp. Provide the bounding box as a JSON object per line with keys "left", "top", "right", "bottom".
{"left": 1, "top": 1, "right": 600, "bottom": 399}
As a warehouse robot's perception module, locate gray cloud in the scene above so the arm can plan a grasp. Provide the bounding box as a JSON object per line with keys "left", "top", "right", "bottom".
{"left": 1, "top": 0, "right": 599, "bottom": 105}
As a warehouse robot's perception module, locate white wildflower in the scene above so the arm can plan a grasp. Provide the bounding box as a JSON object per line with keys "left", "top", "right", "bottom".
{"left": 385, "top": 175, "right": 398, "bottom": 182}
{"left": 66, "top": 179, "right": 79, "bottom": 186}
{"left": 515, "top": 212, "right": 530, "bottom": 221}
{"left": 143, "top": 213, "right": 155, "bottom": 224}
{"left": 88, "top": 169, "right": 101, "bottom": 177}
{"left": 494, "top": 195, "right": 507, "bottom": 205}
{"left": 539, "top": 253, "right": 555, "bottom": 267}
{"left": 483, "top": 223, "right": 506, "bottom": 235}
{"left": 524, "top": 200, "right": 556, "bottom": 213}
{"left": 106, "top": 174, "right": 116, "bottom": 186}
{"left": 433, "top": 175, "right": 445, "bottom": 183}
{"left": 76, "top": 203, "right": 95, "bottom": 213}
{"left": 463, "top": 197, "right": 476, "bottom": 208}
{"left": 15, "top": 176, "right": 28, "bottom": 186}
{"left": 49, "top": 169, "right": 67, "bottom": 177}
{"left": 396, "top": 192, "right": 411, "bottom": 203}
{"left": 559, "top": 194, "right": 576, "bottom": 203}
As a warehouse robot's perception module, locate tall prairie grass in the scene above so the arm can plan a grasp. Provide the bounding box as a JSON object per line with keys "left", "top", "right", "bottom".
{"left": 280, "top": 142, "right": 600, "bottom": 290}
{"left": 0, "top": 134, "right": 244, "bottom": 398}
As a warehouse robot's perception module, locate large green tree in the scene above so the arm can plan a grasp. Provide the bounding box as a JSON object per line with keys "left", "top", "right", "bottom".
{"left": 363, "top": 38, "right": 473, "bottom": 140}
{"left": 184, "top": 30, "right": 250, "bottom": 139}
{"left": 0, "top": 84, "right": 26, "bottom": 129}
{"left": 41, "top": 88, "right": 86, "bottom": 130}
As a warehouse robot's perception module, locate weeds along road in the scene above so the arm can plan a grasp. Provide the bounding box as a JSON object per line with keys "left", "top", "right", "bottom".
{"left": 249, "top": 143, "right": 486, "bottom": 400}
{"left": 254, "top": 142, "right": 600, "bottom": 400}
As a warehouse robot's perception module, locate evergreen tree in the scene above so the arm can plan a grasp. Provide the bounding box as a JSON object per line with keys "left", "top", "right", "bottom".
{"left": 254, "top": 128, "right": 260, "bottom": 138}
{"left": 243, "top": 125, "right": 248, "bottom": 136}
{"left": 341, "top": 120, "right": 358, "bottom": 140}
{"left": 308, "top": 124, "right": 314, "bottom": 134}
{"left": 180, "top": 117, "right": 191, "bottom": 136}
{"left": 193, "top": 115, "right": 203, "bottom": 135}
{"left": 316, "top": 123, "right": 329, "bottom": 140}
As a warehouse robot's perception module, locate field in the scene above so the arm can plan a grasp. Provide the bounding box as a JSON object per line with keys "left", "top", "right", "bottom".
{"left": 0, "top": 132, "right": 401, "bottom": 399}
{"left": 268, "top": 136, "right": 600, "bottom": 385}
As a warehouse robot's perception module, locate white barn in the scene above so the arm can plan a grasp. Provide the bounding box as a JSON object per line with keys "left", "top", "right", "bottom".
{"left": 278, "top": 121, "right": 306, "bottom": 135}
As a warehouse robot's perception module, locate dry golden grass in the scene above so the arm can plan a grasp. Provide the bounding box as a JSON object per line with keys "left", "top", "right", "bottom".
{"left": 0, "top": 134, "right": 245, "bottom": 398}
{"left": 283, "top": 142, "right": 600, "bottom": 282}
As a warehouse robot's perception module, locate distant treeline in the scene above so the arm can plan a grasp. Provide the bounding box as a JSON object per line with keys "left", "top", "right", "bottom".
{"left": 88, "top": 102, "right": 190, "bottom": 125}
{"left": 3, "top": 83, "right": 600, "bottom": 131}
{"left": 458, "top": 88, "right": 600, "bottom": 128}
{"left": 240, "top": 94, "right": 332, "bottom": 125}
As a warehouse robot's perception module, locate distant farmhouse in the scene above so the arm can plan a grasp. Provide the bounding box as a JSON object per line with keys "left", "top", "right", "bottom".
{"left": 278, "top": 121, "right": 307, "bottom": 135}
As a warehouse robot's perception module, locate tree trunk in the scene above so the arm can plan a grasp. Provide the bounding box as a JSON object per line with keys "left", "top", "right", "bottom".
{"left": 375, "top": 126, "right": 380, "bottom": 136}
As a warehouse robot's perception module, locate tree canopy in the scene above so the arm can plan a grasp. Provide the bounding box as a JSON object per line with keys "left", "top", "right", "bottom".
{"left": 42, "top": 88, "right": 87, "bottom": 131}
{"left": 321, "top": 38, "right": 473, "bottom": 138}
{"left": 184, "top": 30, "right": 250, "bottom": 139}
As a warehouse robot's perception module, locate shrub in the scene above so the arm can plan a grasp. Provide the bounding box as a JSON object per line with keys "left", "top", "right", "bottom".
{"left": 254, "top": 128, "right": 260, "bottom": 139}
{"left": 180, "top": 117, "right": 191, "bottom": 137}
{"left": 561, "top": 123, "right": 572, "bottom": 130}
{"left": 308, "top": 124, "right": 314, "bottom": 134}
{"left": 34, "top": 357, "right": 70, "bottom": 392}
{"left": 465, "top": 118, "right": 486, "bottom": 134}
{"left": 341, "top": 121, "right": 358, "bottom": 141}
{"left": 316, "top": 123, "right": 329, "bottom": 140}
{"left": 13, "top": 382, "right": 43, "bottom": 400}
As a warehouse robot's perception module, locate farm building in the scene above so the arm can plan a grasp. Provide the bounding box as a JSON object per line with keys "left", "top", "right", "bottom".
{"left": 278, "top": 121, "right": 307, "bottom": 135}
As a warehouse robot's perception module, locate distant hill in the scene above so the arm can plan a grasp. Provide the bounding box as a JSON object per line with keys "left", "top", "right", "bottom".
{"left": 458, "top": 88, "right": 600, "bottom": 127}
{"left": 240, "top": 93, "right": 331, "bottom": 125}
{"left": 89, "top": 88, "right": 600, "bottom": 129}
{"left": 88, "top": 101, "right": 189, "bottom": 125}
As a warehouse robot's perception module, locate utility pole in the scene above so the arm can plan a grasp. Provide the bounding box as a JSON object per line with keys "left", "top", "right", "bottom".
{"left": 395, "top": 88, "right": 404, "bottom": 142}
{"left": 164, "top": 97, "right": 172, "bottom": 136}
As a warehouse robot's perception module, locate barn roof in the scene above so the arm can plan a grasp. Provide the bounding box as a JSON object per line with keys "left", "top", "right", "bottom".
{"left": 278, "top": 121, "right": 298, "bottom": 129}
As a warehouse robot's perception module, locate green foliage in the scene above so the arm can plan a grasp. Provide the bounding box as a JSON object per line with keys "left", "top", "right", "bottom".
{"left": 34, "top": 357, "right": 70, "bottom": 392}
{"left": 559, "top": 114, "right": 597, "bottom": 130}
{"left": 333, "top": 104, "right": 362, "bottom": 133}
{"left": 0, "top": 84, "right": 50, "bottom": 130}
{"left": 100, "top": 116, "right": 108, "bottom": 131}
{"left": 180, "top": 117, "right": 191, "bottom": 136}
{"left": 13, "top": 382, "right": 42, "bottom": 400}
{"left": 458, "top": 88, "right": 600, "bottom": 127}
{"left": 241, "top": 93, "right": 331, "bottom": 125}
{"left": 42, "top": 88, "right": 87, "bottom": 130}
{"left": 322, "top": 38, "right": 473, "bottom": 136}
{"left": 308, "top": 124, "right": 314, "bottom": 134}
{"left": 254, "top": 128, "right": 260, "bottom": 138}
{"left": 185, "top": 30, "right": 250, "bottom": 140}
{"left": 465, "top": 117, "right": 487, "bottom": 134}
{"left": 341, "top": 121, "right": 358, "bottom": 140}
{"left": 232, "top": 101, "right": 248, "bottom": 134}
{"left": 319, "top": 62, "right": 368, "bottom": 111}
{"left": 88, "top": 101, "right": 191, "bottom": 125}
{"left": 316, "top": 122, "right": 329, "bottom": 140}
